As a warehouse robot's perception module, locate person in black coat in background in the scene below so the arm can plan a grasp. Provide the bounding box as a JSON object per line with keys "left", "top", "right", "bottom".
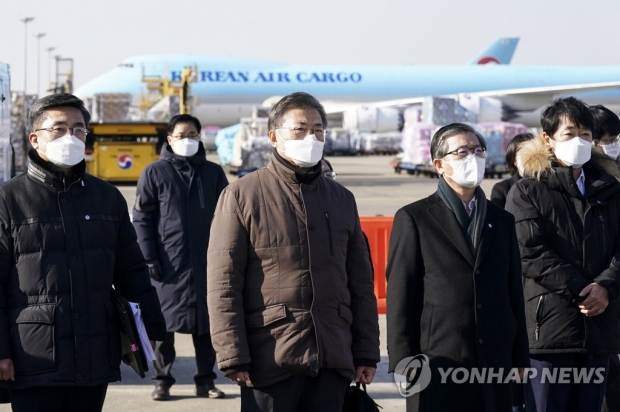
{"left": 490, "top": 132, "right": 534, "bottom": 412}
{"left": 386, "top": 123, "right": 530, "bottom": 412}
{"left": 490, "top": 133, "right": 535, "bottom": 209}
{"left": 589, "top": 104, "right": 620, "bottom": 412}
{"left": 133, "top": 115, "right": 228, "bottom": 401}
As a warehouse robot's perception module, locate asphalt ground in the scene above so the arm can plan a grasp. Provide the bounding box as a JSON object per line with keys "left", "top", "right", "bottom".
{"left": 0, "top": 154, "right": 504, "bottom": 412}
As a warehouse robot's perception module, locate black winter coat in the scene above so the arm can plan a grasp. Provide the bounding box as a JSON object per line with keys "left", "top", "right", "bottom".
{"left": 133, "top": 143, "right": 228, "bottom": 335}
{"left": 506, "top": 146, "right": 620, "bottom": 355}
{"left": 491, "top": 174, "right": 519, "bottom": 209}
{"left": 387, "top": 191, "right": 530, "bottom": 412}
{"left": 0, "top": 151, "right": 166, "bottom": 389}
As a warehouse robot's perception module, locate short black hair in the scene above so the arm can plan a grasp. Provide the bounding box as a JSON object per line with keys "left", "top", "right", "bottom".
{"left": 540, "top": 97, "right": 593, "bottom": 137}
{"left": 505, "top": 132, "right": 535, "bottom": 175}
{"left": 28, "top": 93, "right": 91, "bottom": 132}
{"left": 590, "top": 105, "right": 620, "bottom": 143}
{"left": 167, "top": 114, "right": 201, "bottom": 134}
{"left": 268, "top": 92, "right": 327, "bottom": 131}
{"left": 430, "top": 122, "right": 486, "bottom": 160}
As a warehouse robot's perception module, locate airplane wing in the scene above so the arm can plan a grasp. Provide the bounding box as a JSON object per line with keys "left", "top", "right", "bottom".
{"left": 323, "top": 81, "right": 620, "bottom": 115}
{"left": 471, "top": 81, "right": 620, "bottom": 98}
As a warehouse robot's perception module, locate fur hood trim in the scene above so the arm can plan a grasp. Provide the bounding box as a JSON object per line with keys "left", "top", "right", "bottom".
{"left": 516, "top": 135, "right": 620, "bottom": 181}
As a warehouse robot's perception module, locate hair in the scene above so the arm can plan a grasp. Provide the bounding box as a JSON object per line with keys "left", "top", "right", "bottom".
{"left": 28, "top": 93, "right": 91, "bottom": 132}
{"left": 590, "top": 105, "right": 620, "bottom": 143}
{"left": 540, "top": 97, "right": 593, "bottom": 137}
{"left": 430, "top": 122, "right": 486, "bottom": 160}
{"left": 167, "top": 114, "right": 202, "bottom": 134}
{"left": 505, "top": 132, "right": 535, "bottom": 175}
{"left": 268, "top": 92, "right": 327, "bottom": 131}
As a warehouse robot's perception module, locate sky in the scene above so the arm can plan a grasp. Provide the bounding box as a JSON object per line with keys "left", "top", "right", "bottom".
{"left": 3, "top": 0, "right": 620, "bottom": 95}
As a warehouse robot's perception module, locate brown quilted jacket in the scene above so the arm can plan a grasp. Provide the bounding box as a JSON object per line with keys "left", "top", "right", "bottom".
{"left": 207, "top": 154, "right": 380, "bottom": 387}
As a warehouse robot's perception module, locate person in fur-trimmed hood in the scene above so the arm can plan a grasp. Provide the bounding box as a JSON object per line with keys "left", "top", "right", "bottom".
{"left": 505, "top": 97, "right": 620, "bottom": 412}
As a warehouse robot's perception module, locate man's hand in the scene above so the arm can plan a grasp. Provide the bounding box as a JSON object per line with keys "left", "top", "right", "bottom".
{"left": 150, "top": 340, "right": 156, "bottom": 351}
{"left": 0, "top": 359, "right": 14, "bottom": 381}
{"left": 226, "top": 371, "right": 250, "bottom": 383}
{"left": 579, "top": 283, "right": 609, "bottom": 317}
{"left": 354, "top": 366, "right": 376, "bottom": 385}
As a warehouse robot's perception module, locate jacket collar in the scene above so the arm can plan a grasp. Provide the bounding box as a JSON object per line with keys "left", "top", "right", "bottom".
{"left": 160, "top": 141, "right": 207, "bottom": 167}
{"left": 517, "top": 135, "right": 620, "bottom": 200}
{"left": 27, "top": 149, "right": 85, "bottom": 190}
{"left": 427, "top": 192, "right": 496, "bottom": 268}
{"left": 267, "top": 150, "right": 322, "bottom": 185}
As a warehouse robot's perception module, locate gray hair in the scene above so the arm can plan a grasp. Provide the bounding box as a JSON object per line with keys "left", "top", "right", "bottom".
{"left": 268, "top": 92, "right": 327, "bottom": 131}
{"left": 430, "top": 123, "right": 486, "bottom": 160}
{"left": 28, "top": 93, "right": 91, "bottom": 132}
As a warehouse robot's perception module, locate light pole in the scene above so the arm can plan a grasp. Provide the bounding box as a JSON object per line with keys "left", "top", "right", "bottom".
{"left": 34, "top": 33, "right": 46, "bottom": 97}
{"left": 46, "top": 47, "right": 55, "bottom": 92}
{"left": 20, "top": 17, "right": 35, "bottom": 94}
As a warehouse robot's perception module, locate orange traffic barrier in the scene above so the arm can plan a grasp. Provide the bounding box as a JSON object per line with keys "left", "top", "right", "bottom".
{"left": 360, "top": 216, "right": 394, "bottom": 315}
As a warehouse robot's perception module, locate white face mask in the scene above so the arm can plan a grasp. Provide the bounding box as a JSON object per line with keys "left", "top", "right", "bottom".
{"left": 281, "top": 134, "right": 324, "bottom": 168}
{"left": 171, "top": 138, "right": 199, "bottom": 157}
{"left": 444, "top": 154, "right": 486, "bottom": 188}
{"left": 43, "top": 135, "right": 85, "bottom": 167}
{"left": 553, "top": 136, "right": 591, "bottom": 168}
{"left": 600, "top": 141, "right": 620, "bottom": 160}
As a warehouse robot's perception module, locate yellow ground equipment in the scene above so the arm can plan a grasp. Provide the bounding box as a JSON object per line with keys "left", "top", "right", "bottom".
{"left": 85, "top": 122, "right": 167, "bottom": 182}
{"left": 140, "top": 65, "right": 197, "bottom": 115}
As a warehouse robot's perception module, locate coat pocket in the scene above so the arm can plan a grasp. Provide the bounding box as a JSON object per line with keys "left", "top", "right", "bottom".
{"left": 105, "top": 302, "right": 122, "bottom": 368}
{"left": 338, "top": 304, "right": 353, "bottom": 328}
{"left": 245, "top": 304, "right": 287, "bottom": 328}
{"left": 9, "top": 304, "right": 56, "bottom": 375}
{"left": 420, "top": 303, "right": 434, "bottom": 354}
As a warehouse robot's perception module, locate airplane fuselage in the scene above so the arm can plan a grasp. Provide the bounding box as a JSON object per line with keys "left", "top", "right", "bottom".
{"left": 74, "top": 55, "right": 620, "bottom": 127}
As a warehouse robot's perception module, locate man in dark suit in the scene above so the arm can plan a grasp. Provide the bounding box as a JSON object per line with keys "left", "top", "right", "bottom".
{"left": 386, "top": 123, "right": 530, "bottom": 412}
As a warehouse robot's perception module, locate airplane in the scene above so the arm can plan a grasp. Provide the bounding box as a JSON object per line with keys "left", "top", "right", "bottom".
{"left": 75, "top": 38, "right": 519, "bottom": 127}
{"left": 73, "top": 37, "right": 620, "bottom": 128}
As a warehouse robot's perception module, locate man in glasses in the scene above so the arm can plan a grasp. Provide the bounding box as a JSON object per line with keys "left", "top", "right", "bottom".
{"left": 506, "top": 97, "right": 620, "bottom": 412}
{"left": 207, "top": 92, "right": 380, "bottom": 411}
{"left": 387, "top": 122, "right": 530, "bottom": 411}
{"left": 133, "top": 114, "right": 228, "bottom": 401}
{"left": 0, "top": 93, "right": 166, "bottom": 411}
{"left": 591, "top": 104, "right": 620, "bottom": 161}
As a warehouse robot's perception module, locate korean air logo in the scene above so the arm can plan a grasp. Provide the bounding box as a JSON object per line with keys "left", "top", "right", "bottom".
{"left": 394, "top": 354, "right": 432, "bottom": 397}
{"left": 117, "top": 154, "right": 133, "bottom": 170}
{"left": 477, "top": 56, "right": 500, "bottom": 65}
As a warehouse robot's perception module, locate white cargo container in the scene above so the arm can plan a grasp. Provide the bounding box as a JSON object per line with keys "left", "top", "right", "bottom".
{"left": 343, "top": 106, "right": 399, "bottom": 132}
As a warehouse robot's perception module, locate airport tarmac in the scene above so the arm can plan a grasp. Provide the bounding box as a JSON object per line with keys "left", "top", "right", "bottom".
{"left": 0, "top": 154, "right": 504, "bottom": 412}
{"left": 116, "top": 152, "right": 503, "bottom": 217}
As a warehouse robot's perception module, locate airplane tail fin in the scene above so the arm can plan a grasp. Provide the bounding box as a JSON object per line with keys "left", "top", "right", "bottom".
{"left": 469, "top": 37, "right": 519, "bottom": 65}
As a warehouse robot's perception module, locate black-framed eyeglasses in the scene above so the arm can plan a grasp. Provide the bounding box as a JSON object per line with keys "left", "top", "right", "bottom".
{"left": 35, "top": 126, "right": 89, "bottom": 139}
{"left": 170, "top": 133, "right": 200, "bottom": 140}
{"left": 598, "top": 134, "right": 620, "bottom": 145}
{"left": 443, "top": 146, "right": 486, "bottom": 159}
{"left": 277, "top": 127, "right": 325, "bottom": 139}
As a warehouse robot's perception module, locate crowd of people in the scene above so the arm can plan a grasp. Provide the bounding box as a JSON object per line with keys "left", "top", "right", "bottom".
{"left": 0, "top": 91, "right": 617, "bottom": 412}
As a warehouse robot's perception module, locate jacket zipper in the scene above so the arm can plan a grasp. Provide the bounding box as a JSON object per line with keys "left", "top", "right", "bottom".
{"left": 599, "top": 214, "right": 606, "bottom": 249}
{"left": 57, "top": 177, "right": 82, "bottom": 376}
{"left": 324, "top": 212, "right": 334, "bottom": 256}
{"left": 581, "top": 201, "right": 591, "bottom": 352}
{"left": 300, "top": 185, "right": 321, "bottom": 372}
{"left": 534, "top": 294, "right": 544, "bottom": 341}
{"left": 197, "top": 176, "right": 205, "bottom": 209}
